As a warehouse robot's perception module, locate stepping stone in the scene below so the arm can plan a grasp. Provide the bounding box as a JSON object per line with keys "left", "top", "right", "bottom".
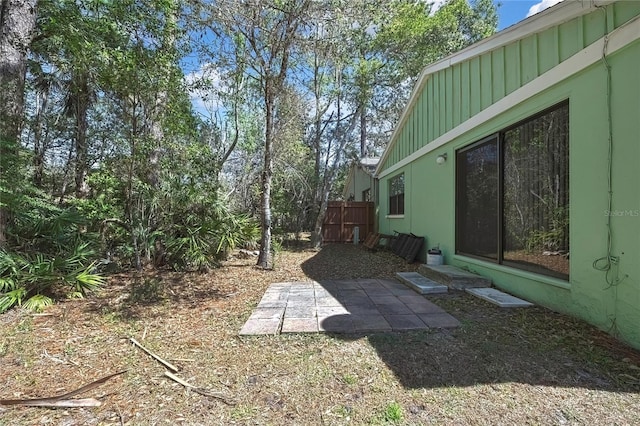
{"left": 418, "top": 265, "right": 491, "bottom": 290}
{"left": 466, "top": 288, "right": 534, "bottom": 308}
{"left": 396, "top": 272, "right": 448, "bottom": 294}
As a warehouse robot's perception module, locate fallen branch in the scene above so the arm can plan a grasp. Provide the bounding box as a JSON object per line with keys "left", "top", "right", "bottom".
{"left": 129, "top": 337, "right": 179, "bottom": 373}
{"left": 42, "top": 349, "right": 80, "bottom": 366}
{"left": 163, "top": 371, "right": 236, "bottom": 405}
{"left": 2, "top": 398, "right": 102, "bottom": 408}
{"left": 0, "top": 370, "right": 127, "bottom": 407}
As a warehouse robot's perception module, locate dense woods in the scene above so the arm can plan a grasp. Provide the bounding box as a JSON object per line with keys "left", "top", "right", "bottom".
{"left": 0, "top": 0, "right": 497, "bottom": 311}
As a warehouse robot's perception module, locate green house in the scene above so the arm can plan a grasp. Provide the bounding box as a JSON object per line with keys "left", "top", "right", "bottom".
{"left": 343, "top": 157, "right": 379, "bottom": 202}
{"left": 375, "top": 0, "right": 640, "bottom": 349}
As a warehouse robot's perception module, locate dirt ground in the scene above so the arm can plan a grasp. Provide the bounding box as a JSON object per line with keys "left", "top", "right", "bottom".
{"left": 1, "top": 242, "right": 639, "bottom": 425}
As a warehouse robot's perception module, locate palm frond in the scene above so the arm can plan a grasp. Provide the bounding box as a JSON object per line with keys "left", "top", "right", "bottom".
{"left": 0, "top": 287, "right": 27, "bottom": 313}
{"left": 71, "top": 262, "right": 106, "bottom": 295}
{"left": 22, "top": 294, "right": 54, "bottom": 312}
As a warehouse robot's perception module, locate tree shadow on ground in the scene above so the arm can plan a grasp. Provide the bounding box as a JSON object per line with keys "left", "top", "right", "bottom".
{"left": 83, "top": 269, "right": 232, "bottom": 320}
{"left": 301, "top": 244, "right": 640, "bottom": 393}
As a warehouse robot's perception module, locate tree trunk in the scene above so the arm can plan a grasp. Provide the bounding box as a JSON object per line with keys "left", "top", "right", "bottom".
{"left": 74, "top": 73, "right": 91, "bottom": 198}
{"left": 360, "top": 106, "right": 366, "bottom": 157}
{"left": 146, "top": 0, "right": 177, "bottom": 192}
{"left": 0, "top": 0, "right": 38, "bottom": 247}
{"left": 257, "top": 80, "right": 274, "bottom": 269}
{"left": 33, "top": 84, "right": 49, "bottom": 186}
{"left": 311, "top": 187, "right": 330, "bottom": 248}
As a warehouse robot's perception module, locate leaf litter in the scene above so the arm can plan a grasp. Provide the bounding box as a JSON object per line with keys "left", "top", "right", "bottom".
{"left": 0, "top": 241, "right": 638, "bottom": 425}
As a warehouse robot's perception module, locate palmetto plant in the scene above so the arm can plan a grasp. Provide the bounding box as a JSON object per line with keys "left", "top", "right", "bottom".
{"left": 0, "top": 205, "right": 105, "bottom": 313}
{"left": 162, "top": 189, "right": 260, "bottom": 272}
{"left": 0, "top": 248, "right": 104, "bottom": 313}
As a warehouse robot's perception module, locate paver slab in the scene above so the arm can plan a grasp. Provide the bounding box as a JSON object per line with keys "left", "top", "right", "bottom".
{"left": 316, "top": 306, "right": 350, "bottom": 316}
{"left": 344, "top": 304, "right": 379, "bottom": 315}
{"left": 284, "top": 306, "right": 316, "bottom": 318}
{"left": 369, "top": 295, "right": 401, "bottom": 305}
{"left": 315, "top": 296, "right": 343, "bottom": 307}
{"left": 318, "top": 315, "right": 354, "bottom": 333}
{"left": 257, "top": 300, "right": 287, "bottom": 308}
{"left": 351, "top": 314, "right": 392, "bottom": 332}
{"left": 339, "top": 289, "right": 368, "bottom": 298}
{"left": 376, "top": 303, "right": 414, "bottom": 315}
{"left": 250, "top": 307, "right": 285, "bottom": 319}
{"left": 240, "top": 279, "right": 461, "bottom": 335}
{"left": 403, "top": 301, "right": 446, "bottom": 315}
{"left": 418, "top": 313, "right": 461, "bottom": 328}
{"left": 385, "top": 314, "right": 428, "bottom": 331}
{"left": 239, "top": 318, "right": 281, "bottom": 335}
{"left": 282, "top": 318, "right": 318, "bottom": 333}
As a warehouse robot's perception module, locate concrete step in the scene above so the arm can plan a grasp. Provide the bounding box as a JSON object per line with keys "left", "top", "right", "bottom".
{"left": 396, "top": 272, "right": 448, "bottom": 295}
{"left": 418, "top": 264, "right": 491, "bottom": 290}
{"left": 466, "top": 288, "right": 534, "bottom": 308}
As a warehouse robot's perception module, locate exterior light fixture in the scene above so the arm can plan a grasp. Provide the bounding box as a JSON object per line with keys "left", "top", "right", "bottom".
{"left": 436, "top": 153, "right": 447, "bottom": 165}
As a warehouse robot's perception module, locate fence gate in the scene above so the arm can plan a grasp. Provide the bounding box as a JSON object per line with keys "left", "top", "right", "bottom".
{"left": 322, "top": 201, "right": 375, "bottom": 243}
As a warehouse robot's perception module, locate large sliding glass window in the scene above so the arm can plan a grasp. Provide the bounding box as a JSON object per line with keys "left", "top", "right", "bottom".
{"left": 456, "top": 101, "right": 569, "bottom": 279}
{"left": 456, "top": 137, "right": 499, "bottom": 259}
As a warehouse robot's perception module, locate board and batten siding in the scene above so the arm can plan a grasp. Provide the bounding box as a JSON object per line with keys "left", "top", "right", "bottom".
{"left": 380, "top": 0, "right": 640, "bottom": 172}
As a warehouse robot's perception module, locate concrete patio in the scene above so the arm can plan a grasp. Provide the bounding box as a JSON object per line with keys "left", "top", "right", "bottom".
{"left": 239, "top": 278, "right": 460, "bottom": 335}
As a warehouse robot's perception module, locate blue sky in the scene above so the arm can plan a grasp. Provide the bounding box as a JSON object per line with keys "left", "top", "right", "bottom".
{"left": 186, "top": 0, "right": 565, "bottom": 116}
{"left": 495, "top": 0, "right": 564, "bottom": 30}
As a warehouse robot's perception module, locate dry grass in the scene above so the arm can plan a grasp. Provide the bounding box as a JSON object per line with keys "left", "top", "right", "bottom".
{"left": 1, "top": 242, "right": 639, "bottom": 425}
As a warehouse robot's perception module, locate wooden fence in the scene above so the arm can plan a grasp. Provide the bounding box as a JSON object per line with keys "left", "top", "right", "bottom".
{"left": 322, "top": 201, "right": 374, "bottom": 243}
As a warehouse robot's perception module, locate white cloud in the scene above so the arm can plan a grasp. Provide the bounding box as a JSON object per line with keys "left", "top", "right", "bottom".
{"left": 427, "top": 0, "right": 448, "bottom": 16}
{"left": 526, "top": 0, "right": 565, "bottom": 18}
{"left": 183, "top": 63, "right": 222, "bottom": 118}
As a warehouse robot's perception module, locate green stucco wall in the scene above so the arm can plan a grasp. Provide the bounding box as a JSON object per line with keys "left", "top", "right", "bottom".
{"left": 378, "top": 3, "right": 640, "bottom": 349}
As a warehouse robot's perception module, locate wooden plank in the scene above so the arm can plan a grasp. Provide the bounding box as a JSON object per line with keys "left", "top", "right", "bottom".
{"left": 363, "top": 233, "right": 380, "bottom": 250}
